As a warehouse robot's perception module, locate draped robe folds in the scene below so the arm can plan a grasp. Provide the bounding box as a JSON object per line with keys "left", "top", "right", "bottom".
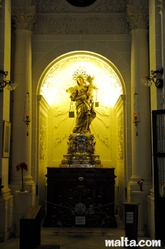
{"left": 69, "top": 84, "right": 96, "bottom": 133}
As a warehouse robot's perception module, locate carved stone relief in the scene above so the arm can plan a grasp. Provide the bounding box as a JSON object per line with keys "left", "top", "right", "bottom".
{"left": 34, "top": 14, "right": 129, "bottom": 34}
{"left": 92, "top": 107, "right": 113, "bottom": 147}
{"left": 51, "top": 106, "right": 68, "bottom": 148}
{"left": 34, "top": 0, "right": 129, "bottom": 34}
{"left": 117, "top": 113, "right": 123, "bottom": 160}
{"left": 39, "top": 112, "right": 47, "bottom": 160}
{"left": 12, "top": 5, "right": 36, "bottom": 30}
{"left": 126, "top": 4, "right": 149, "bottom": 30}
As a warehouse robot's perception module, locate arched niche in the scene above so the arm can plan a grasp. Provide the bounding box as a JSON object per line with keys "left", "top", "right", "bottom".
{"left": 37, "top": 51, "right": 125, "bottom": 167}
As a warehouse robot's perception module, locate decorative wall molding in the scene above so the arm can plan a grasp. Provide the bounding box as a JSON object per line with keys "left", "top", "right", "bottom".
{"left": 126, "top": 4, "right": 149, "bottom": 30}
{"left": 12, "top": 5, "right": 36, "bottom": 30}
{"left": 34, "top": 0, "right": 128, "bottom": 34}
{"left": 115, "top": 95, "right": 125, "bottom": 160}
{"left": 39, "top": 112, "right": 47, "bottom": 160}
{"left": 117, "top": 113, "right": 124, "bottom": 160}
{"left": 34, "top": 13, "right": 129, "bottom": 34}
{"left": 38, "top": 95, "right": 50, "bottom": 161}
{"left": 36, "top": 0, "right": 127, "bottom": 13}
{"left": 51, "top": 106, "right": 70, "bottom": 150}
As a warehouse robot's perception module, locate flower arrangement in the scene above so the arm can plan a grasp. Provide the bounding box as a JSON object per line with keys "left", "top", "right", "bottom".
{"left": 16, "top": 162, "right": 28, "bottom": 191}
{"left": 137, "top": 179, "right": 144, "bottom": 191}
{"left": 16, "top": 162, "right": 28, "bottom": 171}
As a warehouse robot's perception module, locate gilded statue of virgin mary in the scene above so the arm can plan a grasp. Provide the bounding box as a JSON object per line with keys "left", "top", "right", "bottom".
{"left": 66, "top": 70, "right": 97, "bottom": 133}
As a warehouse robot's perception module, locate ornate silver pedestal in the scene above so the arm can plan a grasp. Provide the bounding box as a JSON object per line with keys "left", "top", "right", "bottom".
{"left": 59, "top": 133, "right": 102, "bottom": 168}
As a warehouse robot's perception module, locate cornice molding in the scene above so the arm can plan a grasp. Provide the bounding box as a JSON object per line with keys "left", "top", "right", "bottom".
{"left": 34, "top": 13, "right": 129, "bottom": 34}
{"left": 127, "top": 4, "right": 149, "bottom": 30}
{"left": 12, "top": 5, "right": 36, "bottom": 30}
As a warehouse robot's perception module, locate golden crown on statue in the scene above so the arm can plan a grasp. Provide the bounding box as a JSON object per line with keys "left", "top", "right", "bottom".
{"left": 72, "top": 69, "right": 88, "bottom": 82}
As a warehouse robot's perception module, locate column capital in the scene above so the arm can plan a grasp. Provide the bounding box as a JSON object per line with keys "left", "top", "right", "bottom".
{"left": 157, "top": 0, "right": 165, "bottom": 13}
{"left": 127, "top": 4, "right": 149, "bottom": 30}
{"left": 12, "top": 5, "right": 36, "bottom": 31}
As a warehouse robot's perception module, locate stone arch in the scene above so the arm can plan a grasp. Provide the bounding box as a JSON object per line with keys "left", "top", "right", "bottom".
{"left": 36, "top": 50, "right": 126, "bottom": 98}
{"left": 33, "top": 41, "right": 130, "bottom": 96}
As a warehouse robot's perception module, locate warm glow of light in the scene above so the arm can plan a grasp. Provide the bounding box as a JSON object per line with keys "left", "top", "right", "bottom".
{"left": 40, "top": 54, "right": 123, "bottom": 108}
{"left": 26, "top": 113, "right": 29, "bottom": 118}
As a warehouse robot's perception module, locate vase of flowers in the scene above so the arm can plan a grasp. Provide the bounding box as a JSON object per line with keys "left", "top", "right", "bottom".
{"left": 16, "top": 162, "right": 28, "bottom": 192}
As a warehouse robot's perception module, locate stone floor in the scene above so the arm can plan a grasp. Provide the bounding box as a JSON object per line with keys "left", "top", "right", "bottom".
{"left": 1, "top": 217, "right": 164, "bottom": 249}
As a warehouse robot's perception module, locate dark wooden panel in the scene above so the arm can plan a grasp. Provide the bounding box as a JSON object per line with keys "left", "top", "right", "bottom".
{"left": 44, "top": 167, "right": 116, "bottom": 228}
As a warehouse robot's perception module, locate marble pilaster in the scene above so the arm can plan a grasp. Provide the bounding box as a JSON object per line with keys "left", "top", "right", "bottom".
{"left": 127, "top": 3, "right": 152, "bottom": 236}
{"left": 9, "top": 5, "right": 36, "bottom": 201}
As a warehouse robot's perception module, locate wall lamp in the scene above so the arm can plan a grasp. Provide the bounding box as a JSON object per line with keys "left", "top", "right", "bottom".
{"left": 141, "top": 68, "right": 163, "bottom": 88}
{"left": 23, "top": 92, "right": 30, "bottom": 136}
{"left": 0, "top": 70, "right": 17, "bottom": 91}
